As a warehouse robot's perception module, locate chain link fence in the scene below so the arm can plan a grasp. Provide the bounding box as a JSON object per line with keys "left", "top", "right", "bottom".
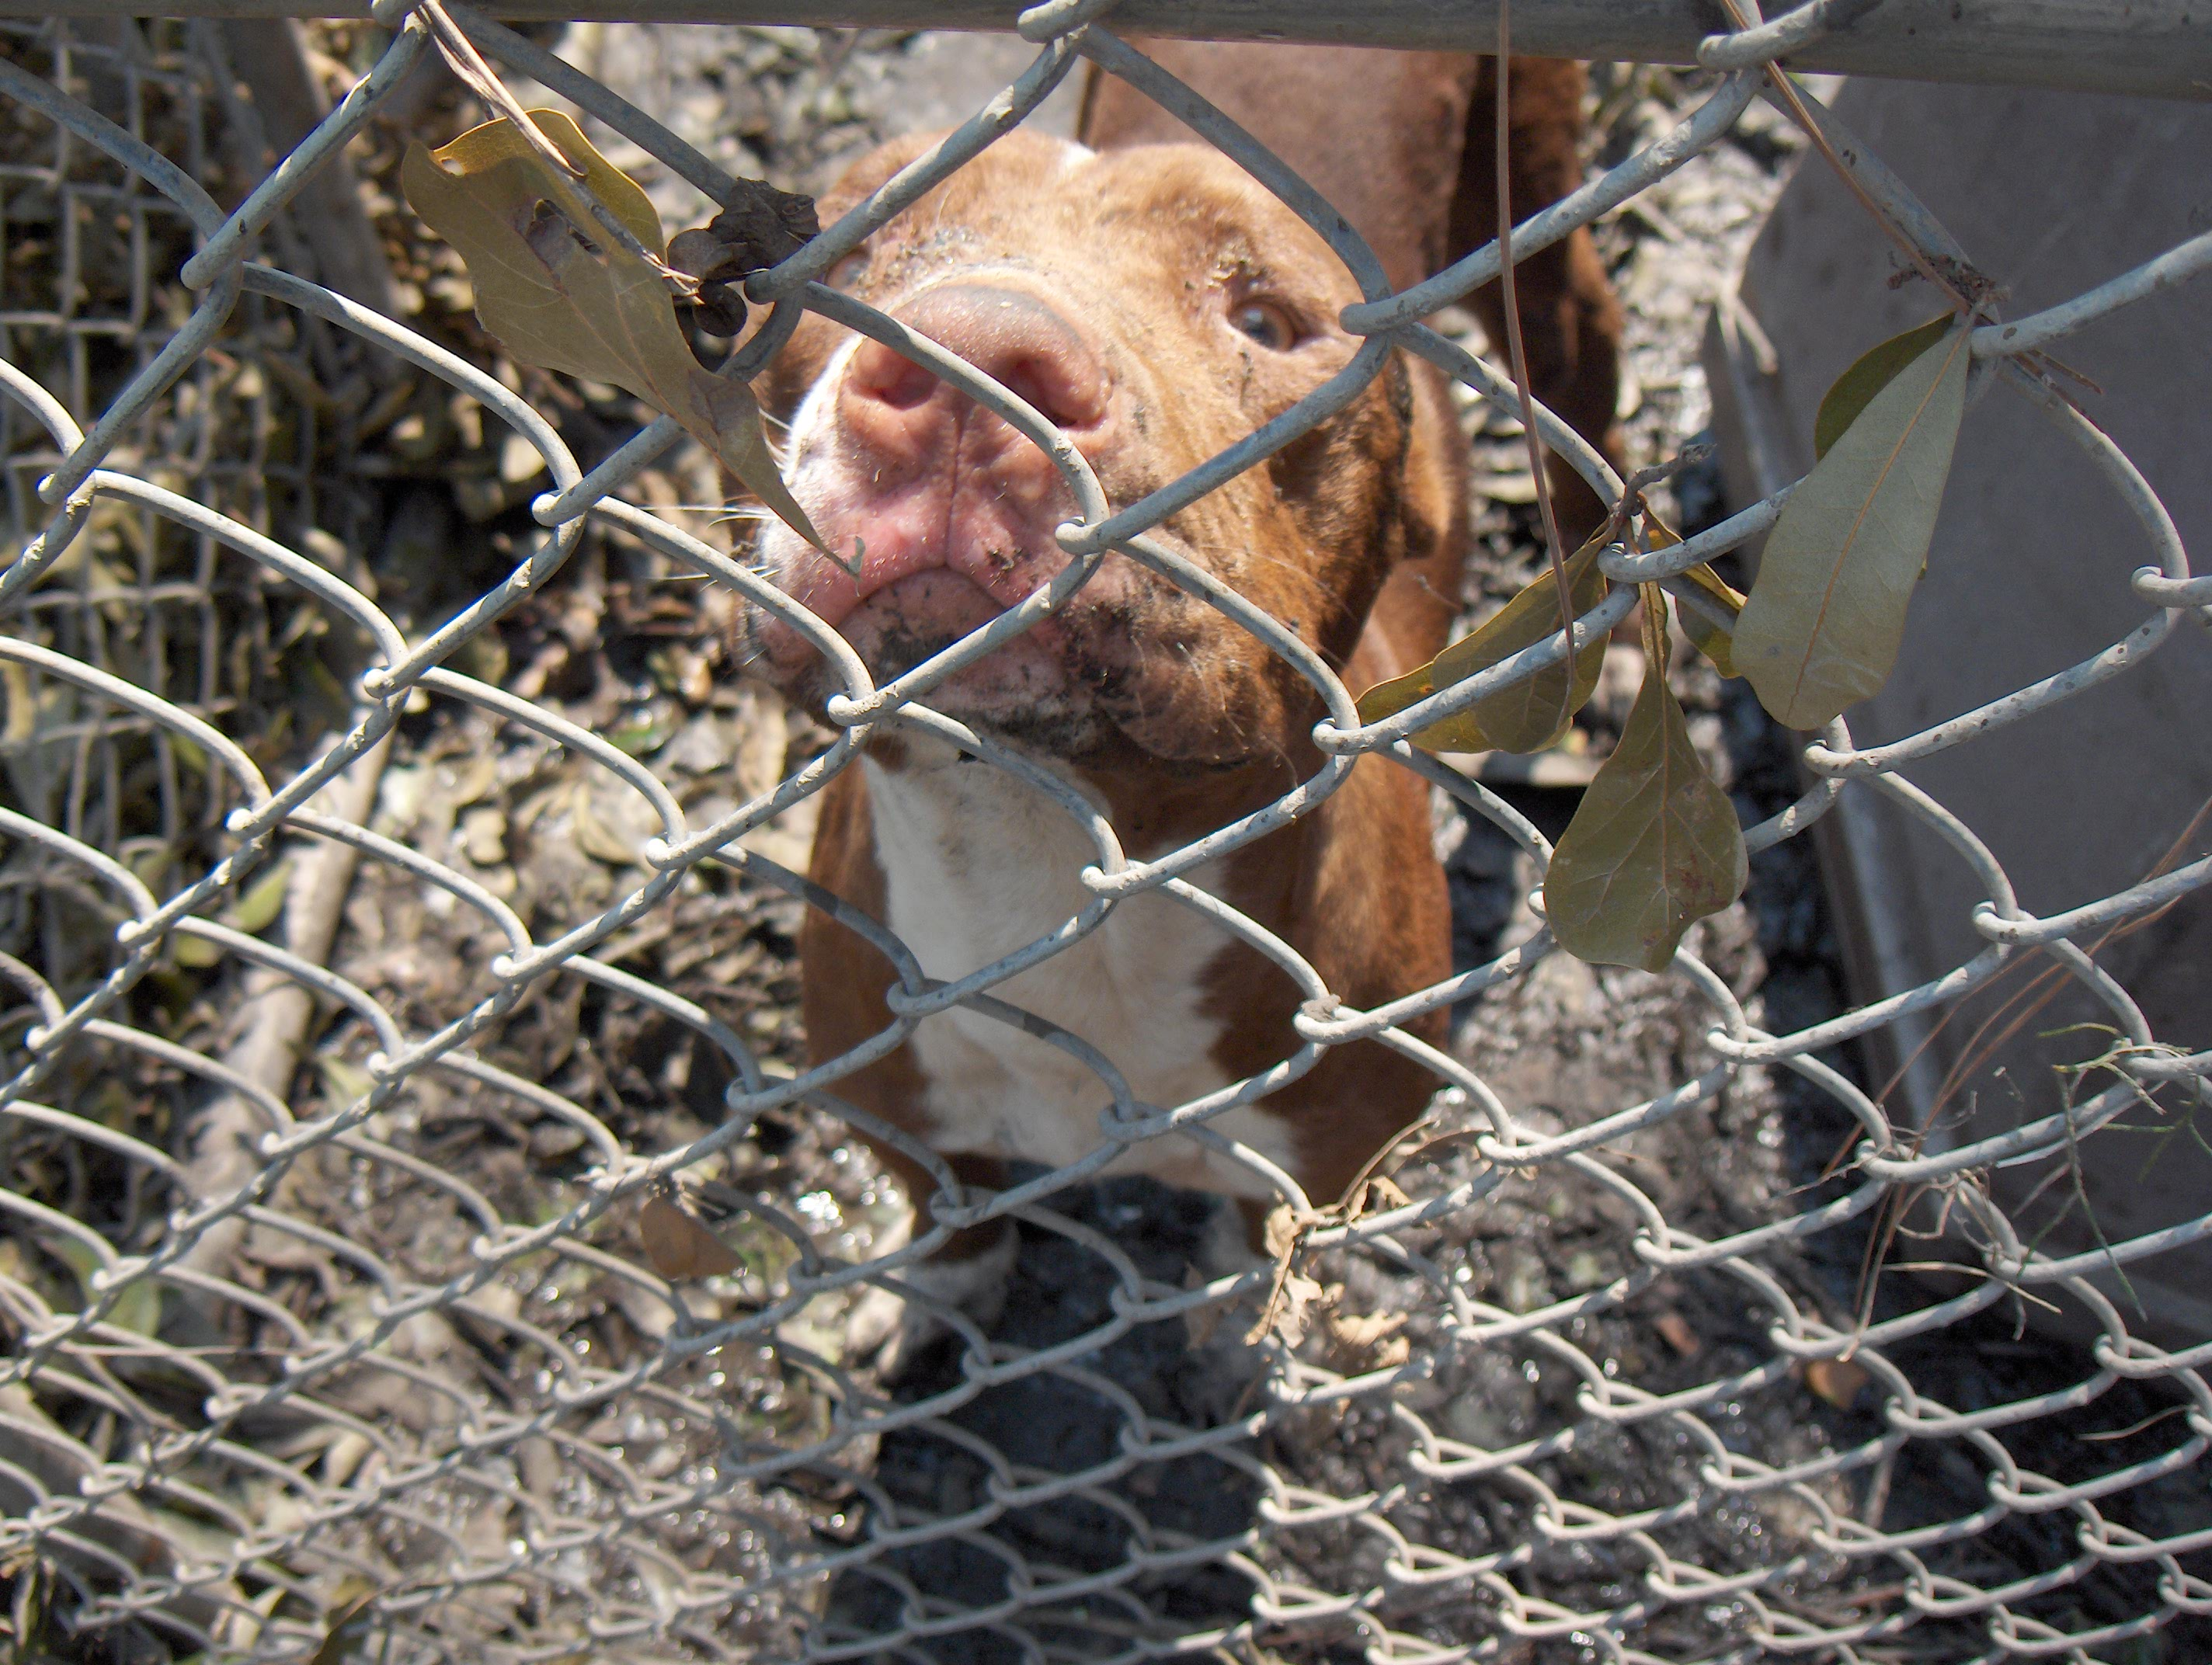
{"left": 2, "top": 3, "right": 2209, "bottom": 1662}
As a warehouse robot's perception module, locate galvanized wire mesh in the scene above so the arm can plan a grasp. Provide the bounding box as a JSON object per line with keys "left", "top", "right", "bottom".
{"left": 2, "top": 4, "right": 2209, "bottom": 1663}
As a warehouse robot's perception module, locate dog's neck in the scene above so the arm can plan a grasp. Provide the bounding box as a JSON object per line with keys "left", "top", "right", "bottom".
{"left": 859, "top": 735, "right": 1115, "bottom": 988}
{"left": 857, "top": 736, "right": 1296, "bottom": 1196}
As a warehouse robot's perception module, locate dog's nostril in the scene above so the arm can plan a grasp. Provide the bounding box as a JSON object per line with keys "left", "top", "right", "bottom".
{"left": 852, "top": 342, "right": 939, "bottom": 412}
{"left": 853, "top": 286, "right": 1111, "bottom": 437}
{"left": 996, "top": 353, "right": 1100, "bottom": 432}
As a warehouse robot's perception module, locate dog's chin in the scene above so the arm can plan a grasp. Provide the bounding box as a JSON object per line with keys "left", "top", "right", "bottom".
{"left": 800, "top": 571, "right": 1115, "bottom": 755}
{"left": 753, "top": 571, "right": 1289, "bottom": 769}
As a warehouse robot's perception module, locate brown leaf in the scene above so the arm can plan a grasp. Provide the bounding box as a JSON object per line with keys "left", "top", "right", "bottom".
{"left": 400, "top": 112, "right": 826, "bottom": 552}
{"left": 1542, "top": 590, "right": 1748, "bottom": 972}
{"left": 692, "top": 280, "right": 749, "bottom": 336}
{"left": 308, "top": 1584, "right": 379, "bottom": 1665}
{"left": 666, "top": 225, "right": 748, "bottom": 285}
{"left": 1654, "top": 1309, "right": 1700, "bottom": 1357}
{"left": 638, "top": 1191, "right": 742, "bottom": 1281}
{"left": 1806, "top": 1356, "right": 1871, "bottom": 1410}
{"left": 667, "top": 227, "right": 750, "bottom": 334}
{"left": 669, "top": 178, "right": 819, "bottom": 337}
{"left": 704, "top": 178, "right": 821, "bottom": 273}
{"left": 1327, "top": 1309, "right": 1409, "bottom": 1354}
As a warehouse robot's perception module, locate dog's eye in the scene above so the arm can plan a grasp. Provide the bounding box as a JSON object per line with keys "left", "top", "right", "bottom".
{"left": 827, "top": 247, "right": 871, "bottom": 289}
{"left": 1230, "top": 299, "right": 1298, "bottom": 351}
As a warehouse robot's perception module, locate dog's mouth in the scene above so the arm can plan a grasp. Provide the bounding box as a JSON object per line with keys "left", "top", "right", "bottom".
{"left": 831, "top": 566, "right": 1098, "bottom": 739}
{"left": 745, "top": 464, "right": 1117, "bottom": 739}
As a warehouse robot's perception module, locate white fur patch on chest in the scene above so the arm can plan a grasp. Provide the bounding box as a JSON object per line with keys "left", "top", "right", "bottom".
{"left": 862, "top": 744, "right": 1296, "bottom": 1200}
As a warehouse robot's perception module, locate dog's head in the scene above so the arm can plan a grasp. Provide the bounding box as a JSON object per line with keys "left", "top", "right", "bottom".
{"left": 740, "top": 128, "right": 1452, "bottom": 776}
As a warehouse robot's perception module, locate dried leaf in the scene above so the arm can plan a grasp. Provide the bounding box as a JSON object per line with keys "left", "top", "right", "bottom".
{"left": 572, "top": 783, "right": 654, "bottom": 867}
{"left": 1805, "top": 1356, "right": 1871, "bottom": 1410}
{"left": 1733, "top": 319, "right": 1970, "bottom": 730}
{"left": 704, "top": 178, "right": 821, "bottom": 272}
{"left": 639, "top": 1191, "right": 742, "bottom": 1280}
{"left": 308, "top": 1584, "right": 379, "bottom": 1665}
{"left": 1327, "top": 1309, "right": 1407, "bottom": 1350}
{"left": 669, "top": 175, "right": 821, "bottom": 339}
{"left": 1813, "top": 315, "right": 1954, "bottom": 461}
{"left": 1250, "top": 1268, "right": 1325, "bottom": 1348}
{"left": 401, "top": 112, "right": 826, "bottom": 551}
{"left": 667, "top": 225, "right": 747, "bottom": 285}
{"left": 1544, "top": 592, "right": 1748, "bottom": 972}
{"left": 1642, "top": 515, "right": 1744, "bottom": 679}
{"left": 1, "top": 662, "right": 33, "bottom": 745}
{"left": 1673, "top": 562, "right": 1745, "bottom": 679}
{"left": 1653, "top": 1309, "right": 1700, "bottom": 1357}
{"left": 1356, "top": 528, "right": 1610, "bottom": 753}
{"left": 1181, "top": 1261, "right": 1232, "bottom": 1347}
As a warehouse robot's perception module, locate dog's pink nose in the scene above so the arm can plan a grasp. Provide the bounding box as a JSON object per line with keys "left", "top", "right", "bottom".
{"left": 841, "top": 283, "right": 1111, "bottom": 454}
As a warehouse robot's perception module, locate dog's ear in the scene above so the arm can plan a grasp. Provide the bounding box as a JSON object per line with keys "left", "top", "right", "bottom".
{"left": 1351, "top": 356, "right": 1470, "bottom": 680}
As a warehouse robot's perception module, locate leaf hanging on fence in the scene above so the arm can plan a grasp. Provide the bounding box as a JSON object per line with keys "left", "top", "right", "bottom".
{"left": 1543, "top": 589, "right": 1747, "bottom": 972}
{"left": 401, "top": 110, "right": 826, "bottom": 552}
{"left": 1673, "top": 566, "right": 1745, "bottom": 679}
{"left": 1812, "top": 315, "right": 1955, "bottom": 461}
{"left": 1356, "top": 527, "right": 1610, "bottom": 754}
{"left": 1732, "top": 318, "right": 1970, "bottom": 730}
{"left": 1642, "top": 514, "right": 1744, "bottom": 678}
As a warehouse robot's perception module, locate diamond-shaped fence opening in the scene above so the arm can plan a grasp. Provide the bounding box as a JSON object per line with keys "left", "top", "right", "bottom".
{"left": 1, "top": 5, "right": 2208, "bottom": 1664}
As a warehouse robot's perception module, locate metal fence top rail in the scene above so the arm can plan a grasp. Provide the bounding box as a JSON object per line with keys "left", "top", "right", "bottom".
{"left": 4, "top": 2, "right": 2212, "bottom": 103}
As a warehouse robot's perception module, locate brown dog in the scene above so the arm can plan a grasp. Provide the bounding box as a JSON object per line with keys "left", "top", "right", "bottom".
{"left": 741, "top": 44, "right": 1621, "bottom": 1330}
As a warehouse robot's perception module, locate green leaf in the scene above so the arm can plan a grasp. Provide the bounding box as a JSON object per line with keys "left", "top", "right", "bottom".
{"left": 315, "top": 1055, "right": 377, "bottom": 1115}
{"left": 169, "top": 930, "right": 224, "bottom": 969}
{"left": 1543, "top": 592, "right": 1748, "bottom": 972}
{"left": 607, "top": 709, "right": 677, "bottom": 756}
{"left": 401, "top": 112, "right": 826, "bottom": 554}
{"left": 1733, "top": 319, "right": 1970, "bottom": 730}
{"left": 169, "top": 733, "right": 207, "bottom": 777}
{"left": 1356, "top": 529, "right": 1610, "bottom": 754}
{"left": 224, "top": 857, "right": 291, "bottom": 936}
{"left": 1813, "top": 315, "right": 1954, "bottom": 461}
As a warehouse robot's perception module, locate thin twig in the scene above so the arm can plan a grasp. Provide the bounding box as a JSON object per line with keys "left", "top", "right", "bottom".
{"left": 1873, "top": 791, "right": 2211, "bottom": 1119}
{"left": 420, "top": 1, "right": 690, "bottom": 292}
{"left": 1492, "top": 2, "right": 1579, "bottom": 697}
{"left": 1713, "top": 0, "right": 1978, "bottom": 315}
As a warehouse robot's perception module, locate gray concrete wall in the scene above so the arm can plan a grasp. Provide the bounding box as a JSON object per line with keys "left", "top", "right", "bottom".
{"left": 1705, "top": 80, "right": 2212, "bottom": 1340}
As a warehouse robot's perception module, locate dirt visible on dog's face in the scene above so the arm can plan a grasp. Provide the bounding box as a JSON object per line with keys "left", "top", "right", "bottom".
{"left": 743, "top": 129, "right": 1436, "bottom": 775}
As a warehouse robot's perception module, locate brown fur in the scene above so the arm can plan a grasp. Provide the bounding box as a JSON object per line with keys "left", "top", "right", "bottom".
{"left": 1082, "top": 43, "right": 1624, "bottom": 534}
